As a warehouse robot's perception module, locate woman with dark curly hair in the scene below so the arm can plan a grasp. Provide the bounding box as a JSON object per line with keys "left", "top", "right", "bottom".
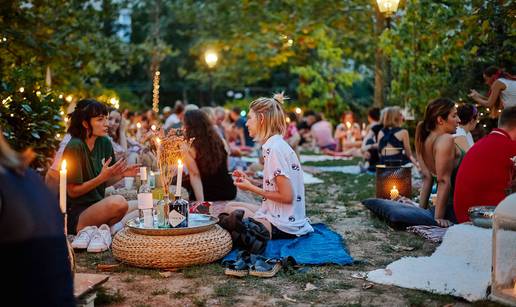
{"left": 182, "top": 109, "right": 236, "bottom": 201}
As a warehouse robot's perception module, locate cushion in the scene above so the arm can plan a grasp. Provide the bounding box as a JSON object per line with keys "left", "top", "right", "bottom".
{"left": 361, "top": 198, "right": 438, "bottom": 230}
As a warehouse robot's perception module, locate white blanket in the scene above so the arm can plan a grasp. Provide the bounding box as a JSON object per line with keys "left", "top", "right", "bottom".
{"left": 303, "top": 171, "right": 323, "bottom": 184}
{"left": 300, "top": 155, "right": 352, "bottom": 163}
{"left": 316, "top": 165, "right": 362, "bottom": 174}
{"left": 367, "top": 224, "right": 492, "bottom": 301}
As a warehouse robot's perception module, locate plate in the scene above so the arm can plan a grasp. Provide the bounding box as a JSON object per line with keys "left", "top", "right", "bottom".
{"left": 126, "top": 214, "right": 219, "bottom": 236}
{"left": 468, "top": 206, "right": 496, "bottom": 228}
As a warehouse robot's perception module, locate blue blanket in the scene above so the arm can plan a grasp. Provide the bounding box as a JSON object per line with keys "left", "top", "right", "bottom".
{"left": 223, "top": 223, "right": 353, "bottom": 265}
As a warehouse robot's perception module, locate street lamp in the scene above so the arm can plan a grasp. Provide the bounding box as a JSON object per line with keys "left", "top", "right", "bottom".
{"left": 376, "top": 0, "right": 400, "bottom": 17}
{"left": 373, "top": 0, "right": 400, "bottom": 107}
{"left": 204, "top": 50, "right": 218, "bottom": 106}
{"left": 204, "top": 51, "right": 218, "bottom": 69}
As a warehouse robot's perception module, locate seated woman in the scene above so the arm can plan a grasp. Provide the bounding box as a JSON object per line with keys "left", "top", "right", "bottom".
{"left": 335, "top": 111, "right": 363, "bottom": 155}
{"left": 453, "top": 104, "right": 478, "bottom": 152}
{"left": 284, "top": 112, "right": 301, "bottom": 151}
{"left": 362, "top": 98, "right": 461, "bottom": 228}
{"left": 182, "top": 109, "right": 237, "bottom": 201}
{"left": 361, "top": 107, "right": 383, "bottom": 172}
{"left": 63, "top": 99, "right": 139, "bottom": 252}
{"left": 377, "top": 106, "right": 418, "bottom": 166}
{"left": 108, "top": 108, "right": 140, "bottom": 164}
{"left": 221, "top": 93, "right": 313, "bottom": 253}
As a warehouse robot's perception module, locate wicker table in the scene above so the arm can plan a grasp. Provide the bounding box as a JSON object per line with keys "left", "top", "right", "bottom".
{"left": 112, "top": 224, "right": 232, "bottom": 269}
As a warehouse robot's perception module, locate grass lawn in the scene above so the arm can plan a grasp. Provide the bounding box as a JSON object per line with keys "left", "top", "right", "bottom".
{"left": 74, "top": 159, "right": 501, "bottom": 307}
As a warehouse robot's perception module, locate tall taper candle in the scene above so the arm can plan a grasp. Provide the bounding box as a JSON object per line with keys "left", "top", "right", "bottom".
{"left": 175, "top": 159, "right": 183, "bottom": 197}
{"left": 60, "top": 160, "right": 67, "bottom": 213}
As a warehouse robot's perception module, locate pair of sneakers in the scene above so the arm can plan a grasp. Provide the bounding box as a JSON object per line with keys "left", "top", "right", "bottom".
{"left": 71, "top": 224, "right": 112, "bottom": 253}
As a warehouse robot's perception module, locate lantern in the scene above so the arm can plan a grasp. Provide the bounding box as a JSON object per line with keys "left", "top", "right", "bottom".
{"left": 490, "top": 193, "right": 516, "bottom": 306}
{"left": 376, "top": 0, "right": 400, "bottom": 16}
{"left": 376, "top": 164, "right": 412, "bottom": 199}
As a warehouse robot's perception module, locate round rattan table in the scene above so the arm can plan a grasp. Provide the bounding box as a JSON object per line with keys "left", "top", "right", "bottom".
{"left": 112, "top": 224, "right": 232, "bottom": 269}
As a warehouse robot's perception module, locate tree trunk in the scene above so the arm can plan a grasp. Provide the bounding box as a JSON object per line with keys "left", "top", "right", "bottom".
{"left": 374, "top": 10, "right": 385, "bottom": 107}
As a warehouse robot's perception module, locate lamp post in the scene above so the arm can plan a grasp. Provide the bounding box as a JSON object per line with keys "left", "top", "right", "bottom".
{"left": 374, "top": 0, "right": 400, "bottom": 107}
{"left": 204, "top": 50, "right": 218, "bottom": 106}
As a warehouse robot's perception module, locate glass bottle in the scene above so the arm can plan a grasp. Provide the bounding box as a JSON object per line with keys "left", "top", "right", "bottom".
{"left": 169, "top": 193, "right": 189, "bottom": 228}
{"left": 156, "top": 194, "right": 171, "bottom": 228}
{"left": 137, "top": 167, "right": 153, "bottom": 228}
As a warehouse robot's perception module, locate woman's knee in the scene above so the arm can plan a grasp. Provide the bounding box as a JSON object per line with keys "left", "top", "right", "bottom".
{"left": 107, "top": 195, "right": 128, "bottom": 215}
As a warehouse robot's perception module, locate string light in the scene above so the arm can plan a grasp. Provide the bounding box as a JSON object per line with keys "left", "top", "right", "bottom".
{"left": 152, "top": 70, "right": 160, "bottom": 113}
{"left": 151, "top": 124, "right": 157, "bottom": 131}
{"left": 59, "top": 94, "right": 63, "bottom": 99}
{"left": 19, "top": 87, "right": 25, "bottom": 93}
{"left": 65, "top": 95, "right": 73, "bottom": 102}
{"left": 36, "top": 91, "right": 41, "bottom": 96}
{"left": 295, "top": 107, "right": 302, "bottom": 114}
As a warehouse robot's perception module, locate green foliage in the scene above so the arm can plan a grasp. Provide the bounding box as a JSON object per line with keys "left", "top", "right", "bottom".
{"left": 384, "top": 0, "right": 515, "bottom": 115}
{"left": 291, "top": 27, "right": 361, "bottom": 121}
{"left": 0, "top": 77, "right": 65, "bottom": 172}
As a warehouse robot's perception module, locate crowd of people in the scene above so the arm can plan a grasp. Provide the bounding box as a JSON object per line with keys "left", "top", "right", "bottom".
{"left": 1, "top": 65, "right": 515, "bottom": 304}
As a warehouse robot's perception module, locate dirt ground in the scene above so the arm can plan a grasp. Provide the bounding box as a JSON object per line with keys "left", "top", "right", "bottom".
{"left": 75, "top": 160, "right": 502, "bottom": 307}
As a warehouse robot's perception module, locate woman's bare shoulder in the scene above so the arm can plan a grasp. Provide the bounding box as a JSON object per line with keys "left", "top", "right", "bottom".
{"left": 434, "top": 134, "right": 455, "bottom": 149}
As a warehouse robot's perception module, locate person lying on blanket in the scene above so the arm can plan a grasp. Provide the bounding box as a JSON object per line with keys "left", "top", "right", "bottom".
{"left": 220, "top": 93, "right": 314, "bottom": 254}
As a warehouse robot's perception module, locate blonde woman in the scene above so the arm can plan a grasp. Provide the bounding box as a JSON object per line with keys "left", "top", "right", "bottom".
{"left": 377, "top": 106, "right": 418, "bottom": 166}
{"left": 221, "top": 93, "right": 313, "bottom": 254}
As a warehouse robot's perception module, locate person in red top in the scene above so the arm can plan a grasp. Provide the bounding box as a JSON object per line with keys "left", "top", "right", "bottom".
{"left": 454, "top": 106, "right": 516, "bottom": 223}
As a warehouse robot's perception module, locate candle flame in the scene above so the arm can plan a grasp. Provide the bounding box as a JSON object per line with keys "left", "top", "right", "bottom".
{"left": 136, "top": 122, "right": 142, "bottom": 129}
{"left": 178, "top": 159, "right": 183, "bottom": 167}
{"left": 151, "top": 124, "right": 157, "bottom": 131}
{"left": 155, "top": 137, "right": 161, "bottom": 145}
{"left": 346, "top": 121, "right": 351, "bottom": 129}
{"left": 392, "top": 185, "right": 397, "bottom": 190}
{"left": 61, "top": 159, "right": 67, "bottom": 172}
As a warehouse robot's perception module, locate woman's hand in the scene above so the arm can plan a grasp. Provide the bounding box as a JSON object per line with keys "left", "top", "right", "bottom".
{"left": 233, "top": 177, "right": 254, "bottom": 191}
{"left": 468, "top": 89, "right": 480, "bottom": 99}
{"left": 98, "top": 157, "right": 126, "bottom": 181}
{"left": 435, "top": 218, "right": 453, "bottom": 228}
{"left": 121, "top": 164, "right": 140, "bottom": 177}
{"left": 232, "top": 169, "right": 248, "bottom": 180}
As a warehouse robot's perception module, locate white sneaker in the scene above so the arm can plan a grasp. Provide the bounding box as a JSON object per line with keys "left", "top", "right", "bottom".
{"left": 87, "top": 224, "right": 112, "bottom": 253}
{"left": 71, "top": 226, "right": 98, "bottom": 249}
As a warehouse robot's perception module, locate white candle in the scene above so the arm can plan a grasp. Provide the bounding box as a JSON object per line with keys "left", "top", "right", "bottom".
{"left": 59, "top": 160, "right": 67, "bottom": 213}
{"left": 390, "top": 185, "right": 399, "bottom": 200}
{"left": 175, "top": 159, "right": 183, "bottom": 197}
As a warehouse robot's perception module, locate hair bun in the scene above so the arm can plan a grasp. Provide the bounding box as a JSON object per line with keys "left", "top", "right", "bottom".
{"left": 273, "top": 92, "right": 289, "bottom": 105}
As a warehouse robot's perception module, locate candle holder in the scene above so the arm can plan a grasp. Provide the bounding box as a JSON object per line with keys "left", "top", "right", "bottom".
{"left": 490, "top": 193, "right": 516, "bottom": 306}
{"left": 376, "top": 164, "right": 412, "bottom": 200}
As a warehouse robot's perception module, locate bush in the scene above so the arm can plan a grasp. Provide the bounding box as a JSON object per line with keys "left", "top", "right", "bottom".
{"left": 0, "top": 82, "right": 65, "bottom": 174}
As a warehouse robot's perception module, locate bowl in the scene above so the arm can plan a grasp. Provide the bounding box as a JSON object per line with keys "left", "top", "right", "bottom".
{"left": 468, "top": 206, "right": 496, "bottom": 228}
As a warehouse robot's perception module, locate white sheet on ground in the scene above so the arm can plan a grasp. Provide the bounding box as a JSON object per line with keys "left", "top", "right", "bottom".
{"left": 300, "top": 155, "right": 352, "bottom": 163}
{"left": 303, "top": 171, "right": 323, "bottom": 184}
{"left": 316, "top": 165, "right": 362, "bottom": 174}
{"left": 367, "top": 224, "right": 492, "bottom": 302}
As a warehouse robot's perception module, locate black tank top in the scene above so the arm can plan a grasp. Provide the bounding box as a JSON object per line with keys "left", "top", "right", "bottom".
{"left": 191, "top": 155, "right": 237, "bottom": 201}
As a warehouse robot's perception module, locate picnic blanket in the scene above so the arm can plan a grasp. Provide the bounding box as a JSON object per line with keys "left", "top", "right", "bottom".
{"left": 223, "top": 223, "right": 353, "bottom": 265}
{"left": 367, "top": 224, "right": 492, "bottom": 301}
{"left": 406, "top": 225, "right": 448, "bottom": 243}
{"left": 300, "top": 155, "right": 352, "bottom": 163}
{"left": 316, "top": 165, "right": 362, "bottom": 174}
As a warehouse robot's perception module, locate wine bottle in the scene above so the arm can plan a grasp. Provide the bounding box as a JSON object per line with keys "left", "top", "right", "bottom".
{"left": 169, "top": 193, "right": 189, "bottom": 228}
{"left": 156, "top": 194, "right": 171, "bottom": 228}
{"left": 137, "top": 167, "right": 153, "bottom": 228}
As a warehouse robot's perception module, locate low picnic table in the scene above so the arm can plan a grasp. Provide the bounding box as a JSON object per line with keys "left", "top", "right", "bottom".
{"left": 74, "top": 273, "right": 109, "bottom": 307}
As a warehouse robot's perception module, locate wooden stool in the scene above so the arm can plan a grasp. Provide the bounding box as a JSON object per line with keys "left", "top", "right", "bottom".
{"left": 74, "top": 273, "right": 109, "bottom": 307}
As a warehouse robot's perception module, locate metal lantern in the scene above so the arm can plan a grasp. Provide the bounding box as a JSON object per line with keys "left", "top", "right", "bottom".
{"left": 490, "top": 193, "right": 516, "bottom": 306}
{"left": 376, "top": 0, "right": 400, "bottom": 16}
{"left": 376, "top": 164, "right": 412, "bottom": 199}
